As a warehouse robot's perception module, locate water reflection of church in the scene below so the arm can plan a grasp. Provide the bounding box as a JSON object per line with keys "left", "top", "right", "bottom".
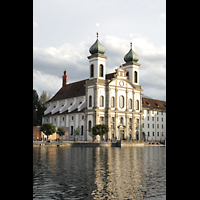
{"left": 42, "top": 33, "right": 166, "bottom": 142}
{"left": 92, "top": 147, "right": 148, "bottom": 199}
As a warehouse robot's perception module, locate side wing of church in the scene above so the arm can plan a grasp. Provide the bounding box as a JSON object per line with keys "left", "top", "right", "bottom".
{"left": 42, "top": 33, "right": 166, "bottom": 142}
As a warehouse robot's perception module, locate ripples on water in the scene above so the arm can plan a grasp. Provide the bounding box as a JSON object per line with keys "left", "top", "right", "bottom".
{"left": 33, "top": 146, "right": 166, "bottom": 199}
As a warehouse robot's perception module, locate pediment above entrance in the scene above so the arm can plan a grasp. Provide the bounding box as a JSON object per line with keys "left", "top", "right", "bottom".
{"left": 108, "top": 77, "right": 136, "bottom": 89}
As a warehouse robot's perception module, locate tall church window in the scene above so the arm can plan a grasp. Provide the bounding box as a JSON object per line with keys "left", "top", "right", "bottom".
{"left": 134, "top": 71, "right": 138, "bottom": 83}
{"left": 88, "top": 121, "right": 92, "bottom": 132}
{"left": 90, "top": 64, "right": 94, "bottom": 78}
{"left": 100, "top": 95, "right": 104, "bottom": 107}
{"left": 121, "top": 117, "right": 123, "bottom": 124}
{"left": 129, "top": 99, "right": 132, "bottom": 109}
{"left": 71, "top": 126, "right": 73, "bottom": 135}
{"left": 126, "top": 71, "right": 129, "bottom": 80}
{"left": 111, "top": 97, "right": 115, "bottom": 107}
{"left": 136, "top": 100, "right": 139, "bottom": 110}
{"left": 89, "top": 95, "right": 92, "bottom": 107}
{"left": 119, "top": 95, "right": 124, "bottom": 108}
{"left": 99, "top": 64, "right": 103, "bottom": 77}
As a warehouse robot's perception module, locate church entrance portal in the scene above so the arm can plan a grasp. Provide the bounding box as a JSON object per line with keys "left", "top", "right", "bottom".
{"left": 120, "top": 130, "right": 124, "bottom": 140}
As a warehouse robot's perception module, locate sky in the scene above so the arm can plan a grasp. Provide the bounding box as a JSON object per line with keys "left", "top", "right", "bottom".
{"left": 33, "top": 0, "right": 166, "bottom": 101}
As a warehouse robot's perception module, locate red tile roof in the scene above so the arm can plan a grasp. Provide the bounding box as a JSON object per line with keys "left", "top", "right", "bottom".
{"left": 47, "top": 72, "right": 116, "bottom": 103}
{"left": 142, "top": 97, "right": 166, "bottom": 111}
{"left": 46, "top": 79, "right": 88, "bottom": 103}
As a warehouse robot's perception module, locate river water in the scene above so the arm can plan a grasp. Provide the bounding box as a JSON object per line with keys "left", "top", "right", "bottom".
{"left": 33, "top": 146, "right": 166, "bottom": 199}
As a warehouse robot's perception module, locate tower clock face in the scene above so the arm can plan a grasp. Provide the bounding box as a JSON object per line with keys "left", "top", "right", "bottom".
{"left": 119, "top": 81, "right": 124, "bottom": 86}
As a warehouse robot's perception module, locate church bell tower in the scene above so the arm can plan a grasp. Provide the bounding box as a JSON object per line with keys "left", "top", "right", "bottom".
{"left": 123, "top": 42, "right": 141, "bottom": 85}
{"left": 87, "top": 32, "right": 107, "bottom": 80}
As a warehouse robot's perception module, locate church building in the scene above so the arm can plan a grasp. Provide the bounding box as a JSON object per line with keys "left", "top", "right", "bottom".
{"left": 42, "top": 33, "right": 166, "bottom": 142}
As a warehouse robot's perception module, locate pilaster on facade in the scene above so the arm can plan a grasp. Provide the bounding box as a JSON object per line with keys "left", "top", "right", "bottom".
{"left": 125, "top": 113, "right": 128, "bottom": 139}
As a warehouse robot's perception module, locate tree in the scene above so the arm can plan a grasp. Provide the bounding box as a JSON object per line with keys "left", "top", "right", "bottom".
{"left": 90, "top": 124, "right": 109, "bottom": 141}
{"left": 74, "top": 126, "right": 80, "bottom": 141}
{"left": 33, "top": 89, "right": 39, "bottom": 126}
{"left": 41, "top": 123, "right": 56, "bottom": 141}
{"left": 57, "top": 128, "right": 65, "bottom": 141}
{"left": 33, "top": 89, "right": 50, "bottom": 126}
{"left": 39, "top": 91, "right": 48, "bottom": 108}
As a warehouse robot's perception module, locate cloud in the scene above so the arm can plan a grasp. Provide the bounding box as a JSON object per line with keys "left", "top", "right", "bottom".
{"left": 33, "top": 70, "right": 61, "bottom": 96}
{"left": 33, "top": 42, "right": 90, "bottom": 96}
{"left": 33, "top": 34, "right": 166, "bottom": 100}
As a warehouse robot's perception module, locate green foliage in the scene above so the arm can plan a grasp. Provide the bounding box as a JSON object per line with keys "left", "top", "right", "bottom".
{"left": 91, "top": 124, "right": 109, "bottom": 137}
{"left": 33, "top": 89, "right": 51, "bottom": 126}
{"left": 57, "top": 128, "right": 65, "bottom": 136}
{"left": 74, "top": 126, "right": 80, "bottom": 136}
{"left": 74, "top": 126, "right": 80, "bottom": 141}
{"left": 41, "top": 123, "right": 56, "bottom": 140}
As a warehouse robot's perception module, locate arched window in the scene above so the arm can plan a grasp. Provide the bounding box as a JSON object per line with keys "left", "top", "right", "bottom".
{"left": 129, "top": 99, "right": 132, "bottom": 109}
{"left": 136, "top": 100, "right": 139, "bottom": 110}
{"left": 88, "top": 120, "right": 92, "bottom": 132}
{"left": 89, "top": 95, "right": 92, "bottom": 107}
{"left": 100, "top": 95, "right": 104, "bottom": 107}
{"left": 126, "top": 71, "right": 129, "bottom": 80}
{"left": 99, "top": 64, "right": 103, "bottom": 77}
{"left": 90, "top": 64, "right": 94, "bottom": 78}
{"left": 119, "top": 95, "right": 124, "bottom": 108}
{"left": 71, "top": 126, "right": 73, "bottom": 135}
{"left": 111, "top": 96, "right": 115, "bottom": 107}
{"left": 134, "top": 71, "right": 138, "bottom": 83}
{"left": 121, "top": 117, "right": 123, "bottom": 124}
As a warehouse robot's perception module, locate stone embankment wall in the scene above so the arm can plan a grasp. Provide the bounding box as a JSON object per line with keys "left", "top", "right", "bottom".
{"left": 121, "top": 140, "right": 144, "bottom": 147}
{"left": 33, "top": 140, "right": 146, "bottom": 147}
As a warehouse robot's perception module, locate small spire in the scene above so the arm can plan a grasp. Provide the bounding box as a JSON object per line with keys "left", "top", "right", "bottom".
{"left": 96, "top": 32, "right": 99, "bottom": 38}
{"left": 130, "top": 42, "right": 132, "bottom": 49}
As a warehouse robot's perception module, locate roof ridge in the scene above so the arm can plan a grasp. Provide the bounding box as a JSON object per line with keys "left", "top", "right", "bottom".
{"left": 142, "top": 97, "right": 166, "bottom": 103}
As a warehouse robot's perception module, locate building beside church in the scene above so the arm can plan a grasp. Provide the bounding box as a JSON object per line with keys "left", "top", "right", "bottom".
{"left": 42, "top": 33, "right": 166, "bottom": 142}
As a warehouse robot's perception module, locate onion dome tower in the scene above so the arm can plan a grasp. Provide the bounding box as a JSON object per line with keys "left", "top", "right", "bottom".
{"left": 87, "top": 32, "right": 107, "bottom": 79}
{"left": 124, "top": 42, "right": 139, "bottom": 63}
{"left": 123, "top": 42, "right": 141, "bottom": 85}
{"left": 89, "top": 32, "right": 106, "bottom": 55}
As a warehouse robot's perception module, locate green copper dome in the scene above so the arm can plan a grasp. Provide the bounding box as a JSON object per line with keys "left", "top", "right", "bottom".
{"left": 89, "top": 33, "right": 106, "bottom": 55}
{"left": 124, "top": 43, "right": 139, "bottom": 63}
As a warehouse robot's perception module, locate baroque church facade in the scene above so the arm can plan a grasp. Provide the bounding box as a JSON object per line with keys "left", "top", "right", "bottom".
{"left": 42, "top": 33, "right": 166, "bottom": 142}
